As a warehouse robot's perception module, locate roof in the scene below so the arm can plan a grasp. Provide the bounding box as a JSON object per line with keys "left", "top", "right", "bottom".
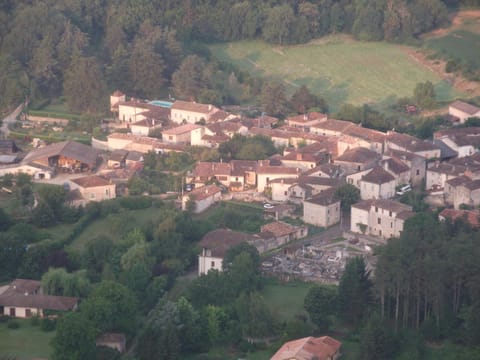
{"left": 383, "top": 157, "right": 410, "bottom": 174}
{"left": 131, "top": 118, "right": 161, "bottom": 128}
{"left": 0, "top": 292, "right": 78, "bottom": 311}
{"left": 189, "top": 184, "right": 221, "bottom": 201}
{"left": 96, "top": 333, "right": 126, "bottom": 344}
{"left": 125, "top": 151, "right": 143, "bottom": 162}
{"left": 193, "top": 162, "right": 231, "bottom": 178}
{"left": 271, "top": 336, "right": 342, "bottom": 360}
{"left": 199, "top": 229, "right": 255, "bottom": 257}
{"left": 352, "top": 198, "right": 413, "bottom": 213}
{"left": 311, "top": 118, "right": 354, "bottom": 133}
{"left": 112, "top": 90, "right": 124, "bottom": 97}
{"left": 171, "top": 100, "right": 216, "bottom": 114}
{"left": 260, "top": 221, "right": 299, "bottom": 237}
{"left": 109, "top": 149, "right": 128, "bottom": 162}
{"left": 162, "top": 123, "right": 201, "bottom": 135}
{"left": 439, "top": 208, "right": 480, "bottom": 227}
{"left": 361, "top": 166, "right": 395, "bottom": 184}
{"left": 450, "top": 100, "right": 480, "bottom": 115}
{"left": 256, "top": 166, "right": 300, "bottom": 175}
{"left": 344, "top": 125, "right": 385, "bottom": 143}
{"left": 434, "top": 127, "right": 480, "bottom": 139}
{"left": 23, "top": 141, "right": 99, "bottom": 167}
{"left": 230, "top": 160, "right": 257, "bottom": 176}
{"left": 335, "top": 147, "right": 379, "bottom": 164}
{"left": 387, "top": 131, "right": 440, "bottom": 153}
{"left": 10, "top": 279, "right": 41, "bottom": 294}
{"left": 305, "top": 188, "right": 339, "bottom": 206}
{"left": 71, "top": 175, "right": 111, "bottom": 188}
{"left": 433, "top": 139, "right": 458, "bottom": 159}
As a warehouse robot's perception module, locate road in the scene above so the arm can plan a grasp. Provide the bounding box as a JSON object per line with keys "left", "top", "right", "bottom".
{"left": 1, "top": 103, "right": 24, "bottom": 138}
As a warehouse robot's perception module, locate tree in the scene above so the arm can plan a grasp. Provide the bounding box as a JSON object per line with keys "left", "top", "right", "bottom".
{"left": 413, "top": 81, "right": 436, "bottom": 109}
{"left": 338, "top": 257, "right": 372, "bottom": 325}
{"left": 260, "top": 80, "right": 288, "bottom": 117}
{"left": 172, "top": 55, "right": 205, "bottom": 101}
{"left": 235, "top": 292, "right": 277, "bottom": 339}
{"left": 358, "top": 316, "right": 397, "bottom": 360}
{"left": 41, "top": 268, "right": 90, "bottom": 297}
{"left": 304, "top": 285, "right": 337, "bottom": 331}
{"left": 263, "top": 4, "right": 296, "bottom": 45}
{"left": 334, "top": 183, "right": 360, "bottom": 212}
{"left": 51, "top": 312, "right": 97, "bottom": 360}
{"left": 290, "top": 85, "right": 328, "bottom": 114}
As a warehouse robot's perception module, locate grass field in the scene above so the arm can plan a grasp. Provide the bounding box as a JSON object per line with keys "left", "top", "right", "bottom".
{"left": 209, "top": 35, "right": 460, "bottom": 111}
{"left": 0, "top": 319, "right": 55, "bottom": 359}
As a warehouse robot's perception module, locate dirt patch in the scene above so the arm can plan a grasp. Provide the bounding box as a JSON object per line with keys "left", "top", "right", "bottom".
{"left": 423, "top": 9, "right": 480, "bottom": 38}
{"left": 403, "top": 46, "right": 480, "bottom": 97}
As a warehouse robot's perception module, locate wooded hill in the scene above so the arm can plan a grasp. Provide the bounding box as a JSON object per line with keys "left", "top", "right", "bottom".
{"left": 0, "top": 0, "right": 476, "bottom": 113}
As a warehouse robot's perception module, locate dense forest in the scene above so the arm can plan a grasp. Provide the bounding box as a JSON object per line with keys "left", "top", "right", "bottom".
{"left": 0, "top": 0, "right": 477, "bottom": 113}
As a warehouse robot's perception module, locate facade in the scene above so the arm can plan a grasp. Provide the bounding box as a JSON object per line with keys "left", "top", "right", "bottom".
{"left": 386, "top": 149, "right": 426, "bottom": 187}
{"left": 286, "top": 112, "right": 327, "bottom": 129}
{"left": 271, "top": 336, "right": 342, "bottom": 360}
{"left": 70, "top": 175, "right": 116, "bottom": 203}
{"left": 182, "top": 184, "right": 222, "bottom": 213}
{"left": 351, "top": 199, "right": 414, "bottom": 239}
{"left": 257, "top": 166, "right": 300, "bottom": 192}
{"left": 359, "top": 166, "right": 396, "bottom": 200}
{"left": 130, "top": 118, "right": 162, "bottom": 136}
{"left": 170, "top": 100, "right": 219, "bottom": 124}
{"left": 303, "top": 189, "right": 341, "bottom": 227}
{"left": 162, "top": 124, "right": 201, "bottom": 144}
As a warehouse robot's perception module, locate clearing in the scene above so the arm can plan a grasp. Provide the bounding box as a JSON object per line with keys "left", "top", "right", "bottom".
{"left": 209, "top": 35, "right": 462, "bottom": 112}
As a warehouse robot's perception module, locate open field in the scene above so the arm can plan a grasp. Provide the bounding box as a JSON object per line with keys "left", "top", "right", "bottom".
{"left": 0, "top": 319, "right": 55, "bottom": 359}
{"left": 209, "top": 35, "right": 461, "bottom": 112}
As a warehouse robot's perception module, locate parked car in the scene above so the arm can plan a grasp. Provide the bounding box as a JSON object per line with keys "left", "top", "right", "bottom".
{"left": 396, "top": 184, "right": 411, "bottom": 196}
{"left": 184, "top": 183, "right": 195, "bottom": 192}
{"left": 263, "top": 203, "right": 274, "bottom": 209}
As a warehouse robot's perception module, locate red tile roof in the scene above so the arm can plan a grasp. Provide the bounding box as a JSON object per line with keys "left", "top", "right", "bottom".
{"left": 190, "top": 184, "right": 221, "bottom": 201}
{"left": 260, "top": 221, "right": 298, "bottom": 237}
{"left": 171, "top": 100, "right": 217, "bottom": 114}
{"left": 271, "top": 336, "right": 342, "bottom": 360}
{"left": 71, "top": 175, "right": 111, "bottom": 188}
{"left": 199, "top": 228, "right": 255, "bottom": 257}
{"left": 162, "top": 124, "right": 201, "bottom": 135}
{"left": 361, "top": 166, "right": 395, "bottom": 184}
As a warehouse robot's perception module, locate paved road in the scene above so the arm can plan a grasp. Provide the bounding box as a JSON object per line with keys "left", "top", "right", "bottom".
{"left": 1, "top": 103, "right": 24, "bottom": 138}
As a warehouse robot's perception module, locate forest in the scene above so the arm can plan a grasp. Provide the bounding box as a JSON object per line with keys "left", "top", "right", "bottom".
{"left": 0, "top": 0, "right": 476, "bottom": 113}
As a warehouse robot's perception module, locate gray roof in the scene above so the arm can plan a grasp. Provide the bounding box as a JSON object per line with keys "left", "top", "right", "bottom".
{"left": 23, "top": 141, "right": 99, "bottom": 167}
{"left": 450, "top": 100, "right": 480, "bottom": 115}
{"left": 361, "top": 166, "right": 395, "bottom": 184}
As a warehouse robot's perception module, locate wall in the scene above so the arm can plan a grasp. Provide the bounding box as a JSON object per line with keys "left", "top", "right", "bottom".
{"left": 303, "top": 200, "right": 340, "bottom": 227}
{"left": 198, "top": 254, "right": 223, "bottom": 275}
{"left": 4, "top": 306, "right": 42, "bottom": 318}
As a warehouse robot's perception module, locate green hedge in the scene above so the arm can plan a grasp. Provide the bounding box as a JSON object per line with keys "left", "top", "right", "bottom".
{"left": 27, "top": 110, "right": 81, "bottom": 122}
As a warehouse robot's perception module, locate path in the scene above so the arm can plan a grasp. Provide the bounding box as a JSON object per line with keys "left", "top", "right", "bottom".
{"left": 1, "top": 103, "right": 24, "bottom": 138}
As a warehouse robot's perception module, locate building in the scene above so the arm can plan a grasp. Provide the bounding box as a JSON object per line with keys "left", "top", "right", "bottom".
{"left": 130, "top": 118, "right": 162, "bottom": 136}
{"left": 334, "top": 147, "right": 380, "bottom": 175}
{"left": 449, "top": 100, "right": 480, "bottom": 124}
{"left": 351, "top": 199, "right": 414, "bottom": 239}
{"left": 257, "top": 165, "right": 301, "bottom": 192}
{"left": 434, "top": 127, "right": 480, "bottom": 158}
{"left": 108, "top": 149, "right": 128, "bottom": 169}
{"left": 286, "top": 112, "right": 327, "bottom": 129}
{"left": 162, "top": 124, "right": 201, "bottom": 144}
{"left": 259, "top": 221, "right": 308, "bottom": 247}
{"left": 359, "top": 166, "right": 396, "bottom": 200}
{"left": 445, "top": 175, "right": 480, "bottom": 209}
{"left": 303, "top": 188, "right": 341, "bottom": 227}
{"left": 118, "top": 100, "right": 170, "bottom": 125}
{"left": 386, "top": 131, "right": 440, "bottom": 159}
{"left": 381, "top": 156, "right": 411, "bottom": 186}
{"left": 439, "top": 208, "right": 480, "bottom": 228}
{"left": 70, "top": 175, "right": 116, "bottom": 203}
{"left": 96, "top": 333, "right": 127, "bottom": 353}
{"left": 170, "top": 100, "right": 219, "bottom": 124}
{"left": 197, "top": 229, "right": 255, "bottom": 275}
{"left": 0, "top": 279, "right": 78, "bottom": 318}
{"left": 110, "top": 90, "right": 126, "bottom": 115}
{"left": 182, "top": 184, "right": 222, "bottom": 213}
{"left": 271, "top": 336, "right": 342, "bottom": 360}
{"left": 385, "top": 149, "right": 426, "bottom": 187}
{"left": 229, "top": 160, "right": 257, "bottom": 190}
{"left": 188, "top": 161, "right": 232, "bottom": 188}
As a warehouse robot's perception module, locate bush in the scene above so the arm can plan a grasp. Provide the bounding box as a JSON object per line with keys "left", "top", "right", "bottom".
{"left": 119, "top": 196, "right": 152, "bottom": 210}
{"left": 40, "top": 317, "right": 56, "bottom": 332}
{"left": 0, "top": 315, "right": 9, "bottom": 323}
{"left": 30, "top": 315, "right": 40, "bottom": 326}
{"left": 7, "top": 319, "right": 20, "bottom": 329}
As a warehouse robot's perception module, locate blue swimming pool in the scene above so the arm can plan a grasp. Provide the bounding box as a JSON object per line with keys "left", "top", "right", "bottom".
{"left": 148, "top": 100, "right": 173, "bottom": 108}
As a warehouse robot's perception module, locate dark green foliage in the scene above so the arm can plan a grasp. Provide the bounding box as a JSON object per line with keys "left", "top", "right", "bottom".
{"left": 219, "top": 134, "right": 277, "bottom": 161}
{"left": 358, "top": 316, "right": 397, "bottom": 360}
{"left": 40, "top": 317, "right": 56, "bottom": 332}
{"left": 304, "top": 285, "right": 337, "bottom": 331}
{"left": 413, "top": 81, "right": 437, "bottom": 109}
{"left": 7, "top": 319, "right": 20, "bottom": 329}
{"left": 334, "top": 183, "right": 360, "bottom": 212}
{"left": 289, "top": 85, "right": 329, "bottom": 114}
{"left": 336, "top": 103, "right": 398, "bottom": 132}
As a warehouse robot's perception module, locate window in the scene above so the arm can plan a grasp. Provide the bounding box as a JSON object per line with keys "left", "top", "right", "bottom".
{"left": 26, "top": 309, "right": 32, "bottom": 318}
{"left": 90, "top": 193, "right": 96, "bottom": 199}
{"left": 284, "top": 191, "right": 287, "bottom": 195}
{"left": 328, "top": 209, "right": 330, "bottom": 214}
{"left": 391, "top": 222, "right": 393, "bottom": 228}
{"left": 379, "top": 230, "right": 382, "bottom": 236}
{"left": 169, "top": 135, "right": 173, "bottom": 140}
{"left": 357, "top": 165, "right": 361, "bottom": 171}
{"left": 211, "top": 261, "right": 215, "bottom": 268}
{"left": 416, "top": 169, "right": 420, "bottom": 176}
{"left": 389, "top": 211, "right": 392, "bottom": 217}
{"left": 235, "top": 177, "right": 238, "bottom": 181}
{"left": 375, "top": 207, "right": 378, "bottom": 213}
{"left": 378, "top": 217, "right": 381, "bottom": 224}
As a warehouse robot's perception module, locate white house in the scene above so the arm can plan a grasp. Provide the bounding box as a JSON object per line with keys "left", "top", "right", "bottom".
{"left": 449, "top": 100, "right": 480, "bottom": 124}
{"left": 359, "top": 166, "right": 396, "bottom": 200}
{"left": 170, "top": 100, "right": 219, "bottom": 124}
{"left": 162, "top": 124, "right": 201, "bottom": 144}
{"left": 182, "top": 184, "right": 222, "bottom": 213}
{"left": 303, "top": 188, "right": 341, "bottom": 227}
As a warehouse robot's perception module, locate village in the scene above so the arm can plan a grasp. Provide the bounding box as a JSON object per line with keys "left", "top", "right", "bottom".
{"left": 0, "top": 93, "right": 478, "bottom": 289}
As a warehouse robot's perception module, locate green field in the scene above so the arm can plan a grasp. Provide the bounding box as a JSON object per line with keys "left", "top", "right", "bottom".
{"left": 209, "top": 36, "right": 460, "bottom": 111}
{"left": 0, "top": 320, "right": 55, "bottom": 359}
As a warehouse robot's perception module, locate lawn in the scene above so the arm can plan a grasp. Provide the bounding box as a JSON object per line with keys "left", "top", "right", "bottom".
{"left": 0, "top": 319, "right": 55, "bottom": 359}
{"left": 209, "top": 35, "right": 460, "bottom": 111}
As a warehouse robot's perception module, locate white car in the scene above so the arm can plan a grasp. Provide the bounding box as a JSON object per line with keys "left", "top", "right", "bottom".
{"left": 263, "top": 203, "right": 274, "bottom": 209}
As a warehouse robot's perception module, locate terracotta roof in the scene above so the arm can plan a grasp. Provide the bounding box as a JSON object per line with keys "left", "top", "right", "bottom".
{"left": 199, "top": 229, "right": 255, "bottom": 257}
{"left": 439, "top": 208, "right": 480, "bottom": 227}
{"left": 387, "top": 131, "right": 440, "bottom": 153}
{"left": 10, "top": 279, "right": 41, "bottom": 294}
{"left": 71, "top": 175, "right": 111, "bottom": 188}
{"left": 397, "top": 210, "right": 415, "bottom": 221}
{"left": 0, "top": 293, "right": 78, "bottom": 311}
{"left": 463, "top": 179, "right": 480, "bottom": 191}
{"left": 208, "top": 110, "right": 231, "bottom": 122}
{"left": 434, "top": 127, "right": 480, "bottom": 139}
{"left": 361, "top": 166, "right": 395, "bottom": 184}
{"left": 335, "top": 147, "right": 379, "bottom": 163}
{"left": 230, "top": 160, "right": 257, "bottom": 176}
{"left": 386, "top": 149, "right": 425, "bottom": 162}
{"left": 171, "top": 100, "right": 217, "bottom": 114}
{"left": 193, "top": 162, "right": 231, "bottom": 177}
{"left": 311, "top": 118, "right": 355, "bottom": 133}
{"left": 96, "top": 333, "right": 126, "bottom": 344}
{"left": 450, "top": 100, "right": 480, "bottom": 115}
{"left": 446, "top": 175, "right": 470, "bottom": 187}
{"left": 109, "top": 149, "right": 128, "bottom": 162}
{"left": 344, "top": 126, "right": 385, "bottom": 143}
{"left": 305, "top": 188, "right": 339, "bottom": 206}
{"left": 131, "top": 118, "right": 161, "bottom": 128}
{"left": 271, "top": 336, "right": 342, "bottom": 360}
{"left": 162, "top": 124, "right": 201, "bottom": 135}
{"left": 202, "top": 133, "right": 230, "bottom": 142}
{"left": 428, "top": 162, "right": 466, "bottom": 176}
{"left": 23, "top": 141, "right": 99, "bottom": 167}
{"left": 260, "top": 221, "right": 299, "bottom": 237}
{"left": 189, "top": 184, "right": 221, "bottom": 201}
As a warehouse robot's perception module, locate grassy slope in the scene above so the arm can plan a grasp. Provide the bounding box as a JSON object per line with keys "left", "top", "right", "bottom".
{"left": 0, "top": 320, "right": 55, "bottom": 359}
{"left": 209, "top": 35, "right": 460, "bottom": 112}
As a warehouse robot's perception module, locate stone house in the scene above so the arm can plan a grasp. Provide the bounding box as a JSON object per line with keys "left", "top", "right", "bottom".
{"left": 359, "top": 166, "right": 396, "bottom": 200}
{"left": 70, "top": 175, "right": 116, "bottom": 203}
{"left": 449, "top": 100, "right": 480, "bottom": 124}
{"left": 286, "top": 112, "right": 327, "bottom": 130}
{"left": 303, "top": 188, "right": 341, "bottom": 227}
{"left": 310, "top": 118, "right": 355, "bottom": 136}
{"left": 426, "top": 162, "right": 467, "bottom": 191}
{"left": 181, "top": 184, "right": 222, "bottom": 213}
{"left": 381, "top": 156, "right": 411, "bottom": 186}
{"left": 280, "top": 151, "right": 328, "bottom": 171}
{"left": 110, "top": 90, "right": 126, "bottom": 116}
{"left": 257, "top": 165, "right": 301, "bottom": 192}
{"left": 445, "top": 175, "right": 480, "bottom": 209}
{"left": 334, "top": 147, "right": 380, "bottom": 175}
{"left": 130, "top": 118, "right": 162, "bottom": 136}
{"left": 434, "top": 127, "right": 480, "bottom": 158}
{"left": 229, "top": 160, "right": 257, "bottom": 190}
{"left": 258, "top": 221, "right": 308, "bottom": 248}
{"left": 188, "top": 161, "right": 232, "bottom": 188}
{"left": 107, "top": 149, "right": 128, "bottom": 169}
{"left": 170, "top": 100, "right": 219, "bottom": 124}
{"left": 162, "top": 124, "right": 201, "bottom": 145}
{"left": 385, "top": 149, "right": 426, "bottom": 187}
{"left": 386, "top": 131, "right": 440, "bottom": 159}
{"left": 351, "top": 199, "right": 414, "bottom": 239}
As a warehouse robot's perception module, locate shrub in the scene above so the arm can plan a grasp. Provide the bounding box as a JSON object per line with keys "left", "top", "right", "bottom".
{"left": 119, "top": 196, "right": 152, "bottom": 210}
{"left": 0, "top": 315, "right": 9, "bottom": 323}
{"left": 7, "top": 320, "right": 20, "bottom": 329}
{"left": 30, "top": 315, "right": 40, "bottom": 326}
{"left": 40, "top": 317, "right": 56, "bottom": 332}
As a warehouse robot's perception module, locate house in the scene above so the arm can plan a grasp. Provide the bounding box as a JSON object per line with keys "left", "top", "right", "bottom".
{"left": 125, "top": 151, "right": 144, "bottom": 166}
{"left": 70, "top": 175, "right": 116, "bottom": 203}
{"left": 170, "top": 100, "right": 219, "bottom": 124}
{"left": 162, "top": 124, "right": 201, "bottom": 145}
{"left": 341, "top": 126, "right": 385, "bottom": 154}
{"left": 281, "top": 150, "right": 328, "bottom": 171}
{"left": 270, "top": 176, "right": 340, "bottom": 203}
{"left": 385, "top": 149, "right": 426, "bottom": 187}
{"left": 189, "top": 162, "right": 232, "bottom": 187}
{"left": 96, "top": 333, "right": 127, "bottom": 353}
{"left": 434, "top": 127, "right": 480, "bottom": 158}
{"left": 271, "top": 336, "right": 342, "bottom": 360}
{"left": 263, "top": 204, "right": 296, "bottom": 221}
{"left": 21, "top": 140, "right": 100, "bottom": 176}
{"left": 303, "top": 188, "right": 341, "bottom": 227}
{"left": 286, "top": 112, "right": 327, "bottom": 129}
{"left": 351, "top": 199, "right": 414, "bottom": 239}
{"left": 197, "top": 229, "right": 255, "bottom": 275}
{"left": 0, "top": 279, "right": 78, "bottom": 318}
{"left": 182, "top": 184, "right": 222, "bottom": 213}
{"left": 359, "top": 166, "right": 396, "bottom": 200}
{"left": 381, "top": 156, "right": 411, "bottom": 186}
{"left": 257, "top": 165, "right": 301, "bottom": 192}
{"left": 439, "top": 208, "right": 480, "bottom": 228}
{"left": 110, "top": 90, "right": 126, "bottom": 115}
{"left": 229, "top": 160, "right": 257, "bottom": 190}
{"left": 118, "top": 100, "right": 170, "bottom": 125}
{"left": 386, "top": 131, "right": 440, "bottom": 159}
{"left": 107, "top": 133, "right": 185, "bottom": 154}
{"left": 449, "top": 100, "right": 480, "bottom": 124}
{"left": 304, "top": 163, "right": 342, "bottom": 178}
{"left": 130, "top": 118, "right": 162, "bottom": 136}
{"left": 259, "top": 221, "right": 308, "bottom": 247}
{"left": 445, "top": 175, "right": 480, "bottom": 209}
{"left": 334, "top": 147, "right": 380, "bottom": 175}
{"left": 310, "top": 118, "right": 354, "bottom": 136}
{"left": 426, "top": 162, "right": 468, "bottom": 191}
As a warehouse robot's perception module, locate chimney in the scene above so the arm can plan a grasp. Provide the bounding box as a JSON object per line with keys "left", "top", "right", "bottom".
{"left": 208, "top": 105, "right": 212, "bottom": 111}
{"left": 296, "top": 153, "right": 302, "bottom": 161}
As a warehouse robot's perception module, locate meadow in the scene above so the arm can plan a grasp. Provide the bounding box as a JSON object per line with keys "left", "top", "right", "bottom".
{"left": 209, "top": 35, "right": 460, "bottom": 112}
